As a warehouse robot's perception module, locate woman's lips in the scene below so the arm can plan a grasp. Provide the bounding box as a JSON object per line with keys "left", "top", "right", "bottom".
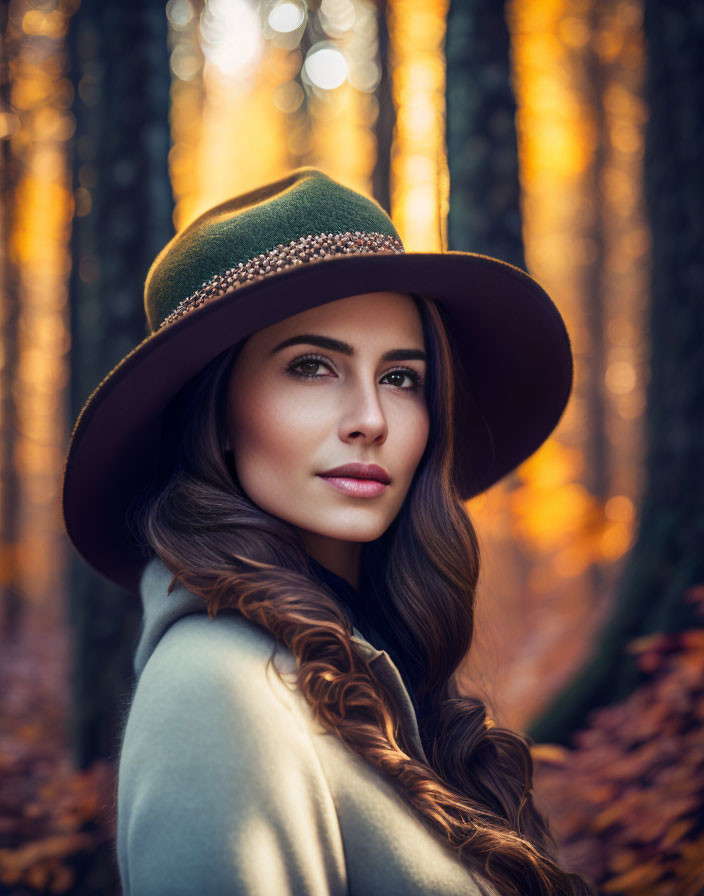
{"left": 317, "top": 475, "right": 389, "bottom": 498}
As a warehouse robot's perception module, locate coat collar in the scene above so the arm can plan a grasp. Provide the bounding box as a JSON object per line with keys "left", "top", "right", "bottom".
{"left": 349, "top": 627, "right": 429, "bottom": 764}
{"left": 137, "top": 557, "right": 429, "bottom": 765}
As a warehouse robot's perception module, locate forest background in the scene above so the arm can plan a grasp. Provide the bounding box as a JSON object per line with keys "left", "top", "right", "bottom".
{"left": 0, "top": 0, "right": 702, "bottom": 893}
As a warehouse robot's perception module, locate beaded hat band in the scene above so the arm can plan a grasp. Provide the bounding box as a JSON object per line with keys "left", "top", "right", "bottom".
{"left": 160, "top": 231, "right": 405, "bottom": 330}
{"left": 63, "top": 166, "right": 574, "bottom": 595}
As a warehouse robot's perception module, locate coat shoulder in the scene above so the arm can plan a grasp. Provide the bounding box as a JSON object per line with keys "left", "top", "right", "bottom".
{"left": 146, "top": 609, "right": 299, "bottom": 699}
{"left": 117, "top": 611, "right": 347, "bottom": 895}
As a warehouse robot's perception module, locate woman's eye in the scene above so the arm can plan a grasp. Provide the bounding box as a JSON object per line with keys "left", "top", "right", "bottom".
{"left": 288, "top": 356, "right": 333, "bottom": 378}
{"left": 382, "top": 370, "right": 422, "bottom": 390}
{"left": 287, "top": 356, "right": 423, "bottom": 391}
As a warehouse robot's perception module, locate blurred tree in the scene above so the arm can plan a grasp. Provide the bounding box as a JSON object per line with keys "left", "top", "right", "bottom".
{"left": 530, "top": 0, "right": 704, "bottom": 745}
{"left": 372, "top": 0, "right": 393, "bottom": 214}
{"left": 581, "top": 2, "right": 608, "bottom": 606}
{"left": 0, "top": 1, "right": 22, "bottom": 640}
{"left": 444, "top": 0, "right": 524, "bottom": 269}
{"left": 67, "top": 0, "right": 173, "bottom": 770}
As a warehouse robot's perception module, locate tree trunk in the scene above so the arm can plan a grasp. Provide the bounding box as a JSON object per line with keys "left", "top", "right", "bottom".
{"left": 0, "top": 0, "right": 22, "bottom": 641}
{"left": 581, "top": 0, "right": 610, "bottom": 615}
{"left": 67, "top": 0, "right": 173, "bottom": 768}
{"left": 372, "top": 0, "right": 393, "bottom": 215}
{"left": 445, "top": 0, "right": 524, "bottom": 269}
{"left": 530, "top": 0, "right": 704, "bottom": 746}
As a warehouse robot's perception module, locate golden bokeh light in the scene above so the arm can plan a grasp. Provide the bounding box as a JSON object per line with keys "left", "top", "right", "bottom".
{"left": 388, "top": 0, "right": 449, "bottom": 251}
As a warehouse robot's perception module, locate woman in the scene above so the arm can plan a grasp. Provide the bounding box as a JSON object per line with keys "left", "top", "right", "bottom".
{"left": 62, "top": 168, "right": 596, "bottom": 895}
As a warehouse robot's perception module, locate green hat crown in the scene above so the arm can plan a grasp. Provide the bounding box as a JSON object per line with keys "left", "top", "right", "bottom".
{"left": 145, "top": 167, "right": 405, "bottom": 333}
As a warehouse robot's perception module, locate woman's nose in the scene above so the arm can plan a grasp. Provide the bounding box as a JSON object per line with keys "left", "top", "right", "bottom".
{"left": 338, "top": 378, "right": 388, "bottom": 444}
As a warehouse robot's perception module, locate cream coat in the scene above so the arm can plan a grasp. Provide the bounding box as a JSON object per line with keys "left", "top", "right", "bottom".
{"left": 117, "top": 556, "right": 500, "bottom": 895}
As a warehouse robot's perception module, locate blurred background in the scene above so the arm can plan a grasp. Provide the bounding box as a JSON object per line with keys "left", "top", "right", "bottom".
{"left": 0, "top": 0, "right": 702, "bottom": 892}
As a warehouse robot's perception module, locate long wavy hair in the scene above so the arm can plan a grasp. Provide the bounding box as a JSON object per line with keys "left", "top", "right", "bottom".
{"left": 129, "top": 292, "right": 595, "bottom": 896}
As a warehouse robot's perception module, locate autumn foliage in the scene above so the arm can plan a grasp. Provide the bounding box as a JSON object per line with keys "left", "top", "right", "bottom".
{"left": 532, "top": 585, "right": 704, "bottom": 895}
{"left": 0, "top": 627, "right": 117, "bottom": 895}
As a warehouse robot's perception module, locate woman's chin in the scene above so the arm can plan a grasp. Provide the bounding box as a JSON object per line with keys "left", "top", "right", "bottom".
{"left": 294, "top": 515, "right": 392, "bottom": 545}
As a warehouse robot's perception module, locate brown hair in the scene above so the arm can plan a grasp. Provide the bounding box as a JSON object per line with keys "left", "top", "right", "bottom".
{"left": 129, "top": 294, "right": 595, "bottom": 896}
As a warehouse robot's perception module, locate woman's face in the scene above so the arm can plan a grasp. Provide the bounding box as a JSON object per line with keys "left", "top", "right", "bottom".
{"left": 224, "top": 291, "right": 429, "bottom": 577}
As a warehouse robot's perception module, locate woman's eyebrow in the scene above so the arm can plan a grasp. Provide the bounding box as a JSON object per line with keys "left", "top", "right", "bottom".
{"left": 270, "top": 333, "right": 427, "bottom": 363}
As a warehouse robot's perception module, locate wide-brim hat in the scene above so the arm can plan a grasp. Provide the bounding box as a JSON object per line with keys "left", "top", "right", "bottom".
{"left": 61, "top": 167, "right": 573, "bottom": 596}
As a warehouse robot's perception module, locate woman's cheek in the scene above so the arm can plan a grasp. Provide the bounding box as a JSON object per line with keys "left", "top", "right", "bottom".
{"left": 397, "top": 405, "right": 430, "bottom": 472}
{"left": 233, "top": 389, "right": 317, "bottom": 485}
